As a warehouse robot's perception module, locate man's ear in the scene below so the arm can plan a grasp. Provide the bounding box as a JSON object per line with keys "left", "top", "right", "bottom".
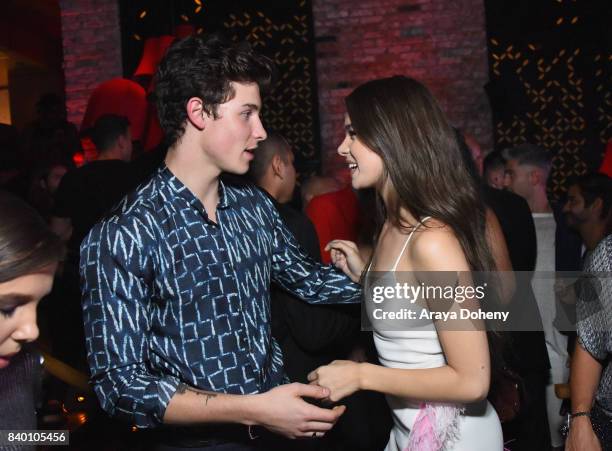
{"left": 589, "top": 197, "right": 603, "bottom": 217}
{"left": 529, "top": 168, "right": 543, "bottom": 186}
{"left": 271, "top": 154, "right": 284, "bottom": 179}
{"left": 185, "top": 97, "right": 207, "bottom": 130}
{"left": 117, "top": 133, "right": 128, "bottom": 150}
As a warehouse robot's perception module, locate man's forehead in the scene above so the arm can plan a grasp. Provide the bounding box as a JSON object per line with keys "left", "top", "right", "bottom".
{"left": 228, "top": 81, "right": 261, "bottom": 105}
{"left": 507, "top": 159, "right": 534, "bottom": 171}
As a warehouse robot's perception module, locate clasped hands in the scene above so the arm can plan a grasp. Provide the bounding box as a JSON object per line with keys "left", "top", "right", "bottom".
{"left": 260, "top": 360, "right": 363, "bottom": 441}
{"left": 307, "top": 359, "right": 365, "bottom": 403}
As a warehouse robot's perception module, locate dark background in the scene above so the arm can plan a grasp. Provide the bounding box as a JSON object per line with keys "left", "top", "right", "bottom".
{"left": 119, "top": 0, "right": 323, "bottom": 179}
{"left": 484, "top": 0, "right": 611, "bottom": 198}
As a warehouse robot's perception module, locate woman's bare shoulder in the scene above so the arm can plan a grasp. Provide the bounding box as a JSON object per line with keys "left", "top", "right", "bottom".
{"left": 407, "top": 219, "right": 470, "bottom": 271}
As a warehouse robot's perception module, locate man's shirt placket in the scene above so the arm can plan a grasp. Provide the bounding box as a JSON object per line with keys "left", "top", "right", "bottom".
{"left": 215, "top": 205, "right": 268, "bottom": 393}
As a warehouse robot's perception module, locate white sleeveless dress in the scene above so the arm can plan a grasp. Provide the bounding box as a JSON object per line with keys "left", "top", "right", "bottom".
{"left": 368, "top": 218, "right": 504, "bottom": 451}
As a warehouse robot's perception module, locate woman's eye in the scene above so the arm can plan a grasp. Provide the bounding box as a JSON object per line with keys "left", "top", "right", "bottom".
{"left": 0, "top": 307, "right": 16, "bottom": 318}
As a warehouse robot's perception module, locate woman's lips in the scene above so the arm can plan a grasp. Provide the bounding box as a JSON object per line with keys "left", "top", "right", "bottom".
{"left": 0, "top": 352, "right": 19, "bottom": 368}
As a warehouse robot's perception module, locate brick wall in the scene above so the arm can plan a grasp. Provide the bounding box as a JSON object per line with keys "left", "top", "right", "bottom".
{"left": 312, "top": 0, "right": 492, "bottom": 168}
{"left": 59, "top": 0, "right": 123, "bottom": 127}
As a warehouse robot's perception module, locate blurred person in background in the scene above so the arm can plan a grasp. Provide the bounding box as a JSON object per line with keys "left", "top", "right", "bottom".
{"left": 0, "top": 191, "right": 63, "bottom": 434}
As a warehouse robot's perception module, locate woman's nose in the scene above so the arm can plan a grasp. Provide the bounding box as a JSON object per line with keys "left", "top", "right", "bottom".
{"left": 12, "top": 306, "right": 39, "bottom": 343}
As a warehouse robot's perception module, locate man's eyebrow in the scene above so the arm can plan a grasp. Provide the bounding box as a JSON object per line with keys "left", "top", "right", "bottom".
{"left": 242, "top": 103, "right": 260, "bottom": 111}
{"left": 0, "top": 293, "right": 33, "bottom": 304}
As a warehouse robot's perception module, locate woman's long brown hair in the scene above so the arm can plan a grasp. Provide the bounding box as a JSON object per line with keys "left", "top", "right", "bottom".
{"left": 346, "top": 76, "right": 495, "bottom": 273}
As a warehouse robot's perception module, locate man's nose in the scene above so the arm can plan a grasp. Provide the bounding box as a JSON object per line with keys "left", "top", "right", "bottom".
{"left": 253, "top": 117, "right": 267, "bottom": 142}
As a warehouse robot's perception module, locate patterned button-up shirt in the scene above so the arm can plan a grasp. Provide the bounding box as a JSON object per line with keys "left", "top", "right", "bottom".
{"left": 80, "top": 166, "right": 360, "bottom": 428}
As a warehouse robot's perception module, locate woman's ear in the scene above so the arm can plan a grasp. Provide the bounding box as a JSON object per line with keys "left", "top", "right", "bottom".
{"left": 186, "top": 97, "right": 207, "bottom": 130}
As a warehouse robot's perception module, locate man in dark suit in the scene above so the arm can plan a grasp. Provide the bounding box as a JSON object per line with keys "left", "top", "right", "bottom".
{"left": 249, "top": 132, "right": 391, "bottom": 450}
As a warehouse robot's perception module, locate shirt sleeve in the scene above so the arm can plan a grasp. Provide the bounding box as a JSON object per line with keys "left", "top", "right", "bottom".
{"left": 80, "top": 217, "right": 181, "bottom": 428}
{"left": 576, "top": 240, "right": 612, "bottom": 362}
{"left": 266, "top": 195, "right": 361, "bottom": 304}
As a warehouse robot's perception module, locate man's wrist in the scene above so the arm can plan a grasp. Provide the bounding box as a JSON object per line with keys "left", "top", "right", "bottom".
{"left": 569, "top": 413, "right": 592, "bottom": 429}
{"left": 238, "top": 393, "right": 264, "bottom": 426}
{"left": 569, "top": 410, "right": 591, "bottom": 425}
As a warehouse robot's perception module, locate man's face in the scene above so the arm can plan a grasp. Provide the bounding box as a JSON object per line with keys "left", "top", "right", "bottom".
{"left": 504, "top": 159, "right": 534, "bottom": 200}
{"left": 563, "top": 185, "right": 591, "bottom": 228}
{"left": 278, "top": 150, "right": 297, "bottom": 204}
{"left": 201, "top": 82, "right": 267, "bottom": 174}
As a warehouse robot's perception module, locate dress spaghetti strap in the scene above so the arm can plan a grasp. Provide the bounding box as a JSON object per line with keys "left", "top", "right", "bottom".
{"left": 390, "top": 216, "right": 431, "bottom": 271}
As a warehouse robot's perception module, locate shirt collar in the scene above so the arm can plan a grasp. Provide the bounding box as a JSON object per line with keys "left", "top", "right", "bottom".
{"left": 158, "top": 164, "right": 231, "bottom": 210}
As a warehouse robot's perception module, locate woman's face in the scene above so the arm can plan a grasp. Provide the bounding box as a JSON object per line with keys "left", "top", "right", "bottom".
{"left": 0, "top": 264, "right": 56, "bottom": 369}
{"left": 337, "top": 115, "right": 384, "bottom": 189}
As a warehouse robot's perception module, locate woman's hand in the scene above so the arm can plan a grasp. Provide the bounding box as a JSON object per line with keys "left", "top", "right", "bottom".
{"left": 307, "top": 360, "right": 364, "bottom": 402}
{"left": 565, "top": 416, "right": 602, "bottom": 451}
{"left": 325, "top": 240, "right": 365, "bottom": 283}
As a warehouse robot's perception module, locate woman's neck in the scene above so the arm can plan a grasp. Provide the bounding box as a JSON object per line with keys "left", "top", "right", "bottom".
{"left": 379, "top": 183, "right": 419, "bottom": 229}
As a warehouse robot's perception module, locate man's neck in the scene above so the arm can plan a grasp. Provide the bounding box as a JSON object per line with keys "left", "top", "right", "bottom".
{"left": 165, "top": 141, "right": 221, "bottom": 216}
{"left": 258, "top": 177, "right": 280, "bottom": 203}
{"left": 528, "top": 189, "right": 552, "bottom": 213}
{"left": 579, "top": 221, "right": 608, "bottom": 251}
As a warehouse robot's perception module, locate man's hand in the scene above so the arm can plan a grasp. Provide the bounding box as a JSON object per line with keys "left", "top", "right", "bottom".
{"left": 308, "top": 360, "right": 363, "bottom": 402}
{"left": 566, "top": 415, "right": 601, "bottom": 451}
{"left": 255, "top": 383, "right": 346, "bottom": 439}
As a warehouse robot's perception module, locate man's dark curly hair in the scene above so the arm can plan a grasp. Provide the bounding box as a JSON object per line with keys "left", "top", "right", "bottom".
{"left": 154, "top": 34, "right": 275, "bottom": 147}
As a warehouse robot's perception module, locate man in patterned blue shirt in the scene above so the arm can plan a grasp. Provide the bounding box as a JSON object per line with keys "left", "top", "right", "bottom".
{"left": 80, "top": 34, "right": 361, "bottom": 449}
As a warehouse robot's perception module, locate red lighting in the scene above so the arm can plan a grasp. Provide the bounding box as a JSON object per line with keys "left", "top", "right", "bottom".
{"left": 134, "top": 36, "right": 176, "bottom": 77}
{"left": 80, "top": 78, "right": 148, "bottom": 142}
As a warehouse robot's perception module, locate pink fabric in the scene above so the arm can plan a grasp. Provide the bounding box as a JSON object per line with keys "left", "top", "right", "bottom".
{"left": 405, "top": 403, "right": 464, "bottom": 451}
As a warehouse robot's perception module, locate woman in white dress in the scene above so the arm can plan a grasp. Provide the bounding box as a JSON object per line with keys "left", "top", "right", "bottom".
{"left": 307, "top": 76, "right": 504, "bottom": 450}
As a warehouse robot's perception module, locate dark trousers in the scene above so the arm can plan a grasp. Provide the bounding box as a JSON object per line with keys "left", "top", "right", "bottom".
{"left": 149, "top": 426, "right": 297, "bottom": 451}
{"left": 154, "top": 443, "right": 258, "bottom": 451}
